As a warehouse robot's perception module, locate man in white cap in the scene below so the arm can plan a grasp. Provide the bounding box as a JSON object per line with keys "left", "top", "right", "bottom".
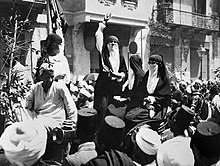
{"left": 132, "top": 125, "right": 161, "bottom": 166}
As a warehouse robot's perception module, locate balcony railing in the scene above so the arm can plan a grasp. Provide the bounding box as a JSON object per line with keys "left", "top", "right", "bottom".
{"left": 157, "top": 7, "right": 219, "bottom": 32}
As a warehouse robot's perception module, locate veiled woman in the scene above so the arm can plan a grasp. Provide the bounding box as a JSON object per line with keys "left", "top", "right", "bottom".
{"left": 125, "top": 54, "right": 171, "bottom": 129}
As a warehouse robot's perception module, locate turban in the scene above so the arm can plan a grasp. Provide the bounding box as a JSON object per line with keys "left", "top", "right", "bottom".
{"left": 135, "top": 125, "right": 161, "bottom": 155}
{"left": 0, "top": 120, "right": 47, "bottom": 166}
{"left": 106, "top": 35, "right": 119, "bottom": 44}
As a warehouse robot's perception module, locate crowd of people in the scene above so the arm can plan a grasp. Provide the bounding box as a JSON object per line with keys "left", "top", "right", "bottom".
{"left": 1, "top": 13, "right": 220, "bottom": 166}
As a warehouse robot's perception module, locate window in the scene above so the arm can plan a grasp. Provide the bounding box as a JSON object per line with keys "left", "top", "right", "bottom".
{"left": 98, "top": 0, "right": 117, "bottom": 6}
{"left": 122, "top": 0, "right": 138, "bottom": 10}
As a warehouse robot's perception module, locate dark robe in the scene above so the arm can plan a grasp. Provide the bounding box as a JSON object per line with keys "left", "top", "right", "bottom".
{"left": 94, "top": 47, "right": 128, "bottom": 131}
{"left": 125, "top": 69, "right": 171, "bottom": 129}
{"left": 82, "top": 149, "right": 136, "bottom": 166}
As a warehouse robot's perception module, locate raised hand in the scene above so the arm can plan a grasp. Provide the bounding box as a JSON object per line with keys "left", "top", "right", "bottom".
{"left": 104, "top": 13, "right": 112, "bottom": 22}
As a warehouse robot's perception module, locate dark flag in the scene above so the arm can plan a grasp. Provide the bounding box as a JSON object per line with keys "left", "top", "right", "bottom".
{"left": 48, "top": 0, "right": 68, "bottom": 35}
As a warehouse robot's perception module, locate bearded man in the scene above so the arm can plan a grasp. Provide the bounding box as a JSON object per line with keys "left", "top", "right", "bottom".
{"left": 94, "top": 14, "right": 128, "bottom": 132}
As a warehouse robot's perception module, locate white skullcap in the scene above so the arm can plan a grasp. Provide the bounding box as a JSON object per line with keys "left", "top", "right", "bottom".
{"left": 0, "top": 120, "right": 47, "bottom": 166}
{"left": 135, "top": 125, "right": 161, "bottom": 155}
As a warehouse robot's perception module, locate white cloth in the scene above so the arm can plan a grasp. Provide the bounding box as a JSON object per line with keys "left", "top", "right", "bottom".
{"left": 136, "top": 125, "right": 161, "bottom": 155}
{"left": 212, "top": 95, "right": 220, "bottom": 112}
{"left": 109, "top": 49, "right": 120, "bottom": 73}
{"left": 95, "top": 23, "right": 110, "bottom": 72}
{"left": 48, "top": 54, "right": 71, "bottom": 84}
{"left": 147, "top": 64, "right": 159, "bottom": 94}
{"left": 25, "top": 81, "right": 78, "bottom": 125}
{"left": 66, "top": 142, "right": 97, "bottom": 166}
{"left": 157, "top": 136, "right": 194, "bottom": 166}
{"left": 0, "top": 120, "right": 47, "bottom": 166}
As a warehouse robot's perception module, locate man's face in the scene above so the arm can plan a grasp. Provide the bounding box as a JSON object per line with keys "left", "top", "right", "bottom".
{"left": 107, "top": 40, "right": 119, "bottom": 52}
{"left": 41, "top": 72, "right": 54, "bottom": 90}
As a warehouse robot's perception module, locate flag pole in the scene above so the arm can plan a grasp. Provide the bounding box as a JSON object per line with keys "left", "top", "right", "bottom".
{"left": 46, "top": 0, "right": 52, "bottom": 35}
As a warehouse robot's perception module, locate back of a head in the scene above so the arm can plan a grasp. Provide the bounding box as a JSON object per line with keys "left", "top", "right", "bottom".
{"left": 135, "top": 125, "right": 161, "bottom": 156}
{"left": 0, "top": 120, "right": 47, "bottom": 166}
{"left": 97, "top": 115, "right": 125, "bottom": 150}
{"left": 169, "top": 105, "right": 195, "bottom": 135}
{"left": 45, "top": 33, "right": 62, "bottom": 56}
{"left": 191, "top": 121, "right": 220, "bottom": 158}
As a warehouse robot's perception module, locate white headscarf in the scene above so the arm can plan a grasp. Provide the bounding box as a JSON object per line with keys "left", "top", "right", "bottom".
{"left": 147, "top": 64, "right": 159, "bottom": 94}
{"left": 0, "top": 120, "right": 47, "bottom": 166}
{"left": 135, "top": 125, "right": 161, "bottom": 155}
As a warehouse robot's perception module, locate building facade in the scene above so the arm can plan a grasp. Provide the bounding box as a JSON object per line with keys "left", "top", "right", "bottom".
{"left": 0, "top": 0, "right": 219, "bottom": 82}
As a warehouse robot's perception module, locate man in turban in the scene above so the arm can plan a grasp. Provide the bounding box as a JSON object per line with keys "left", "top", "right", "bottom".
{"left": 132, "top": 125, "right": 161, "bottom": 166}
{"left": 0, "top": 120, "right": 47, "bottom": 166}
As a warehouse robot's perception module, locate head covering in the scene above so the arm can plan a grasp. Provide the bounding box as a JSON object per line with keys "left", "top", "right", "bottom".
{"left": 77, "top": 108, "right": 97, "bottom": 141}
{"left": 106, "top": 35, "right": 119, "bottom": 44}
{"left": 135, "top": 125, "right": 161, "bottom": 155}
{"left": 45, "top": 33, "right": 62, "bottom": 56}
{"left": 39, "top": 62, "right": 54, "bottom": 76}
{"left": 149, "top": 54, "right": 163, "bottom": 64}
{"left": 97, "top": 115, "right": 125, "bottom": 150}
{"left": 129, "top": 54, "right": 145, "bottom": 90}
{"left": 174, "top": 105, "right": 195, "bottom": 130}
{"left": 0, "top": 120, "right": 47, "bottom": 166}
{"left": 191, "top": 121, "right": 220, "bottom": 157}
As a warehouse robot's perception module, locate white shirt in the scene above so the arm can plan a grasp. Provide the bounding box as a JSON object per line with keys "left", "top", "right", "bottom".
{"left": 25, "top": 81, "right": 77, "bottom": 124}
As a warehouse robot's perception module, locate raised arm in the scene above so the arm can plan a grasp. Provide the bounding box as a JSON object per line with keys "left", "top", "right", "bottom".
{"left": 95, "top": 13, "right": 112, "bottom": 53}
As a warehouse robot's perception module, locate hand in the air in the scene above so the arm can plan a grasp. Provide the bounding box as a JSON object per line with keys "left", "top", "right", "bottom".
{"left": 104, "top": 13, "right": 112, "bottom": 22}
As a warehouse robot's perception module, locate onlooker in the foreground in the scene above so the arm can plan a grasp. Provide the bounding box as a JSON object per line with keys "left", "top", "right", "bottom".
{"left": 25, "top": 63, "right": 78, "bottom": 130}
{"left": 190, "top": 121, "right": 220, "bottom": 166}
{"left": 156, "top": 105, "right": 195, "bottom": 166}
{"left": 132, "top": 125, "right": 161, "bottom": 166}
